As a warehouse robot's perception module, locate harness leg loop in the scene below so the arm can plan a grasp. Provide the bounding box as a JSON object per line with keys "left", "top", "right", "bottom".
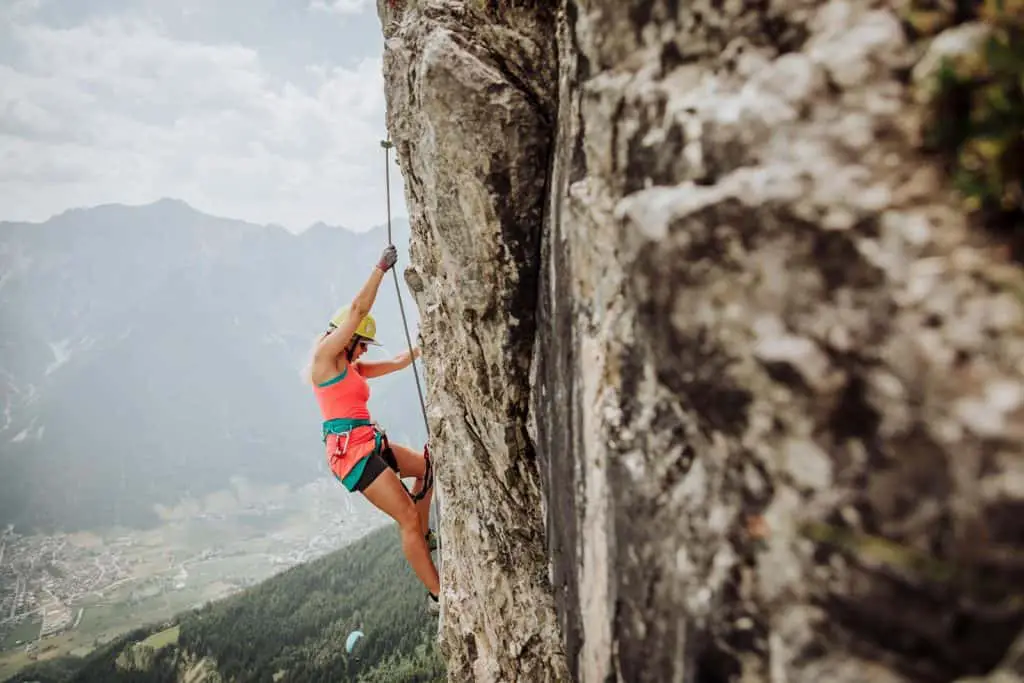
{"left": 411, "top": 444, "right": 433, "bottom": 503}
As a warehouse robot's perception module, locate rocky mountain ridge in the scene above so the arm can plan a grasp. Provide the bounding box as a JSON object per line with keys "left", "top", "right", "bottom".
{"left": 0, "top": 198, "right": 423, "bottom": 532}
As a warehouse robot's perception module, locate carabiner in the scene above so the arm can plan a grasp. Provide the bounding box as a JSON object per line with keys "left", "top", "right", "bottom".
{"left": 332, "top": 430, "right": 352, "bottom": 457}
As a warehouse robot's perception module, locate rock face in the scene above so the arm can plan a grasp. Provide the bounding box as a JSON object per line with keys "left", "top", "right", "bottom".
{"left": 379, "top": 1, "right": 567, "bottom": 681}
{"left": 379, "top": 0, "right": 1024, "bottom": 681}
{"left": 114, "top": 641, "right": 222, "bottom": 682}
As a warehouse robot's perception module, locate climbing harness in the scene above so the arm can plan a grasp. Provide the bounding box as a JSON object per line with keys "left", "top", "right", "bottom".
{"left": 416, "top": 444, "right": 433, "bottom": 501}
{"left": 380, "top": 139, "right": 435, "bottom": 509}
{"left": 323, "top": 418, "right": 381, "bottom": 456}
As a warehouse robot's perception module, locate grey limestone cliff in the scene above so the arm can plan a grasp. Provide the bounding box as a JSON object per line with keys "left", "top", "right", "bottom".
{"left": 378, "top": 0, "right": 1024, "bottom": 681}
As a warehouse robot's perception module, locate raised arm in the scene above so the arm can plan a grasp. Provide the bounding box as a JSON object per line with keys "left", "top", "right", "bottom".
{"left": 358, "top": 346, "right": 421, "bottom": 379}
{"left": 315, "top": 245, "right": 397, "bottom": 363}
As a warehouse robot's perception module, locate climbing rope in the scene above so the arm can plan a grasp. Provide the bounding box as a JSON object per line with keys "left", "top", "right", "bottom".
{"left": 380, "top": 139, "right": 429, "bottom": 434}
{"left": 379, "top": 139, "right": 436, "bottom": 521}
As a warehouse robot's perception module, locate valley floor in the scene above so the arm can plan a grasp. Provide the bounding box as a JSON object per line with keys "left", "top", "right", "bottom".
{"left": 0, "top": 478, "right": 388, "bottom": 680}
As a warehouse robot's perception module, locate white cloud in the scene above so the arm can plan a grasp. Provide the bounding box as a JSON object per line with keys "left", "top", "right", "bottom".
{"left": 0, "top": 12, "right": 405, "bottom": 231}
{"left": 0, "top": 0, "right": 44, "bottom": 22}
{"left": 309, "top": 0, "right": 375, "bottom": 15}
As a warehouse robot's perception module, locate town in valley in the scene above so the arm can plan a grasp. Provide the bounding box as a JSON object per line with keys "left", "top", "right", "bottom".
{"left": 0, "top": 478, "right": 387, "bottom": 678}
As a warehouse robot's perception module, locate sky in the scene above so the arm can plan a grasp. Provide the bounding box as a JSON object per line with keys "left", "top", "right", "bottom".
{"left": 0, "top": 0, "right": 407, "bottom": 232}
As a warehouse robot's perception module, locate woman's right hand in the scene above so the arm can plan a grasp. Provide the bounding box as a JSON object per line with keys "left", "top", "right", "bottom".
{"left": 377, "top": 244, "right": 398, "bottom": 272}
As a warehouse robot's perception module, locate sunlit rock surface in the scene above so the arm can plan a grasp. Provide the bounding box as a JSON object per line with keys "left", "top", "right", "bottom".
{"left": 379, "top": 0, "right": 1024, "bottom": 680}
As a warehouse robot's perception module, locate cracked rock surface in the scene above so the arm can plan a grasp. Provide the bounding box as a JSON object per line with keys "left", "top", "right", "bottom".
{"left": 379, "top": 1, "right": 566, "bottom": 681}
{"left": 378, "top": 0, "right": 1024, "bottom": 681}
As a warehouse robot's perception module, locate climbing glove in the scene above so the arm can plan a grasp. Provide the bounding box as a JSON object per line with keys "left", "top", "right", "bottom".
{"left": 377, "top": 244, "right": 398, "bottom": 272}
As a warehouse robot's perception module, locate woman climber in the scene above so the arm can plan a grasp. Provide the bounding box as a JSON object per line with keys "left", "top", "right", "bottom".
{"left": 308, "top": 244, "right": 440, "bottom": 609}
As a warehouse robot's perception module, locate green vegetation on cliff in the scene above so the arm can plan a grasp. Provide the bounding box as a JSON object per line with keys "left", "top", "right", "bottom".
{"left": 5, "top": 527, "right": 444, "bottom": 683}
{"left": 915, "top": 0, "right": 1024, "bottom": 256}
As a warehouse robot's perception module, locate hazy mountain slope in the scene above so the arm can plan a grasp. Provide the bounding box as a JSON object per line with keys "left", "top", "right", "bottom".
{"left": 3, "top": 526, "right": 444, "bottom": 683}
{"left": 0, "top": 199, "right": 425, "bottom": 532}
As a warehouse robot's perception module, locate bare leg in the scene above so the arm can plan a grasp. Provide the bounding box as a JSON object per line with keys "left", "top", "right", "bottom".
{"left": 360, "top": 467, "right": 439, "bottom": 595}
{"left": 390, "top": 443, "right": 433, "bottom": 536}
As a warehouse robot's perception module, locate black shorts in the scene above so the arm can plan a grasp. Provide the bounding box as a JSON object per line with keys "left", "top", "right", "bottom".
{"left": 351, "top": 446, "right": 399, "bottom": 492}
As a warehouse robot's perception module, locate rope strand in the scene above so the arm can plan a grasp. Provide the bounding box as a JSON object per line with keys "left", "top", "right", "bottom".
{"left": 381, "top": 139, "right": 430, "bottom": 437}
{"left": 381, "top": 138, "right": 440, "bottom": 550}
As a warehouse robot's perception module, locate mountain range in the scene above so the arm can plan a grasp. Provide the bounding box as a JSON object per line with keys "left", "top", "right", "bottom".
{"left": 0, "top": 198, "right": 425, "bottom": 532}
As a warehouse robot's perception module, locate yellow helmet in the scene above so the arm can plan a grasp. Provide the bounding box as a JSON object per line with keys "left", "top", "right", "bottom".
{"left": 328, "top": 305, "right": 381, "bottom": 345}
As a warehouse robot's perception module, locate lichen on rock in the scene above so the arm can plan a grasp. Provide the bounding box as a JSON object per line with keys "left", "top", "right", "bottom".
{"left": 377, "top": 0, "right": 1024, "bottom": 680}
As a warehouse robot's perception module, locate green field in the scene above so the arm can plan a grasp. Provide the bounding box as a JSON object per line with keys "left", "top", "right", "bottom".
{"left": 1, "top": 620, "right": 40, "bottom": 651}
{"left": 0, "top": 591, "right": 191, "bottom": 681}
{"left": 76, "top": 603, "right": 135, "bottom": 641}
{"left": 140, "top": 625, "right": 179, "bottom": 651}
{"left": 0, "top": 566, "right": 256, "bottom": 681}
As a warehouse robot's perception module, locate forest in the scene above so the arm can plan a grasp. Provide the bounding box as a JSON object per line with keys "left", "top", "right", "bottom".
{"left": 5, "top": 526, "right": 444, "bottom": 682}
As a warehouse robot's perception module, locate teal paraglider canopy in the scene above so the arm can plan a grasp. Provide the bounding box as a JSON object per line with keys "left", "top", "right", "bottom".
{"left": 345, "top": 630, "right": 365, "bottom": 654}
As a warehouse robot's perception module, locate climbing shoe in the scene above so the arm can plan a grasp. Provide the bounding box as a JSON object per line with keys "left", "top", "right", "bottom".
{"left": 425, "top": 529, "right": 439, "bottom": 552}
{"left": 427, "top": 592, "right": 440, "bottom": 614}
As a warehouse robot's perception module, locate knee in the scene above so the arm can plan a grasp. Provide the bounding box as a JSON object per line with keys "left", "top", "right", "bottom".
{"left": 394, "top": 499, "right": 420, "bottom": 532}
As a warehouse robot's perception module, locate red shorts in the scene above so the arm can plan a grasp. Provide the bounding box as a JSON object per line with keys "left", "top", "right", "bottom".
{"left": 326, "top": 426, "right": 379, "bottom": 490}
